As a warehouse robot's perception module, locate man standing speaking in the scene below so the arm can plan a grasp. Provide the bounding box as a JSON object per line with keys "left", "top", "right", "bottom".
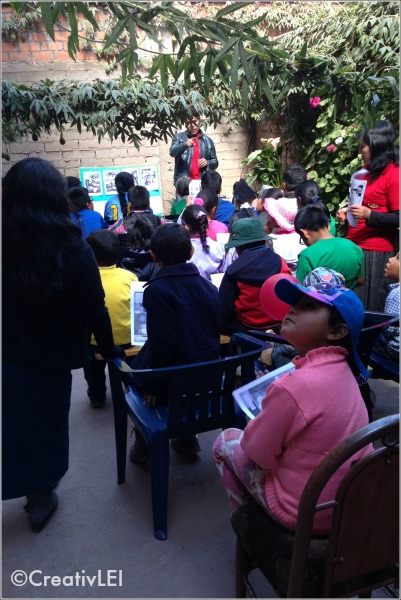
{"left": 169, "top": 116, "right": 219, "bottom": 185}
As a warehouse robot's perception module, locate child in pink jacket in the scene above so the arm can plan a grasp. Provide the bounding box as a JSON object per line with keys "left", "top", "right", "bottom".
{"left": 213, "top": 279, "right": 372, "bottom": 534}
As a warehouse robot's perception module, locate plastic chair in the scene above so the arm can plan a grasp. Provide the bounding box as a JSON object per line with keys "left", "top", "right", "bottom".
{"left": 107, "top": 332, "right": 265, "bottom": 540}
{"left": 231, "top": 414, "right": 399, "bottom": 598}
{"left": 369, "top": 352, "right": 399, "bottom": 383}
{"left": 357, "top": 311, "right": 399, "bottom": 369}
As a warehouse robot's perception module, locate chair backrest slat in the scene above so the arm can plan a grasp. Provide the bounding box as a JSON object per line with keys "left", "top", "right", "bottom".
{"left": 287, "top": 414, "right": 399, "bottom": 597}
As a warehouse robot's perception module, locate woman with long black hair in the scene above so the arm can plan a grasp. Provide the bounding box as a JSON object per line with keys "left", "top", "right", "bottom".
{"left": 2, "top": 157, "right": 124, "bottom": 532}
{"left": 338, "top": 120, "right": 399, "bottom": 311}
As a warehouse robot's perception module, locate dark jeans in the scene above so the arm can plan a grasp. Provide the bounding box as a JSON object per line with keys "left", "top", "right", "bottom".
{"left": 83, "top": 344, "right": 132, "bottom": 401}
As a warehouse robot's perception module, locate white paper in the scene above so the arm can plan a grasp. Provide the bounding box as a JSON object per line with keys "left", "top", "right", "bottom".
{"left": 347, "top": 168, "right": 368, "bottom": 227}
{"left": 216, "top": 232, "right": 230, "bottom": 245}
{"left": 210, "top": 273, "right": 225, "bottom": 289}
{"left": 189, "top": 179, "right": 201, "bottom": 199}
{"left": 233, "top": 362, "right": 295, "bottom": 420}
{"left": 130, "top": 282, "right": 147, "bottom": 346}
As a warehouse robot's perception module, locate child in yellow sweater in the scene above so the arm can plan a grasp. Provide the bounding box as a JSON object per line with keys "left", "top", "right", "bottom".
{"left": 84, "top": 230, "right": 138, "bottom": 407}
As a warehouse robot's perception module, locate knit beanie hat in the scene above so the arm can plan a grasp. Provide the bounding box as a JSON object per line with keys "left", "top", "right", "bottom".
{"left": 265, "top": 196, "right": 298, "bottom": 231}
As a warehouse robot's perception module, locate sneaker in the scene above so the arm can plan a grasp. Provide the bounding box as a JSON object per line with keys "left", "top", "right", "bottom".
{"left": 24, "top": 490, "right": 58, "bottom": 533}
{"left": 171, "top": 435, "right": 201, "bottom": 455}
{"left": 129, "top": 439, "right": 149, "bottom": 464}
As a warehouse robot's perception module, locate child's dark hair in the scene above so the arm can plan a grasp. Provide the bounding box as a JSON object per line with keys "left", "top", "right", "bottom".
{"left": 283, "top": 163, "right": 307, "bottom": 191}
{"left": 196, "top": 188, "right": 219, "bottom": 213}
{"left": 201, "top": 170, "right": 222, "bottom": 195}
{"left": 115, "top": 171, "right": 134, "bottom": 216}
{"left": 128, "top": 185, "right": 150, "bottom": 210}
{"left": 294, "top": 205, "right": 330, "bottom": 234}
{"left": 229, "top": 207, "right": 257, "bottom": 229}
{"left": 328, "top": 307, "right": 375, "bottom": 419}
{"left": 296, "top": 180, "right": 331, "bottom": 220}
{"left": 176, "top": 176, "right": 190, "bottom": 198}
{"left": 130, "top": 213, "right": 162, "bottom": 251}
{"left": 150, "top": 223, "right": 192, "bottom": 265}
{"left": 86, "top": 229, "right": 121, "bottom": 267}
{"left": 181, "top": 204, "right": 210, "bottom": 253}
{"left": 67, "top": 186, "right": 92, "bottom": 213}
{"left": 260, "top": 187, "right": 284, "bottom": 201}
{"left": 66, "top": 175, "right": 82, "bottom": 189}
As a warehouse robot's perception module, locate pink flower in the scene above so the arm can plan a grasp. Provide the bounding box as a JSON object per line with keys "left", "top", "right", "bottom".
{"left": 326, "top": 144, "right": 337, "bottom": 153}
{"left": 309, "top": 96, "right": 321, "bottom": 108}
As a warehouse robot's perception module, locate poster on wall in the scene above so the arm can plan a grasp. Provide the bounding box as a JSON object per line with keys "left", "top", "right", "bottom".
{"left": 82, "top": 170, "right": 103, "bottom": 196}
{"left": 140, "top": 166, "right": 158, "bottom": 191}
{"left": 103, "top": 169, "right": 121, "bottom": 195}
{"left": 79, "top": 165, "right": 163, "bottom": 216}
{"left": 128, "top": 167, "right": 140, "bottom": 186}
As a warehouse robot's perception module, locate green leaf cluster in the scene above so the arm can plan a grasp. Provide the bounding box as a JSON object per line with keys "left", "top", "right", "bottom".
{"left": 2, "top": 1, "right": 399, "bottom": 222}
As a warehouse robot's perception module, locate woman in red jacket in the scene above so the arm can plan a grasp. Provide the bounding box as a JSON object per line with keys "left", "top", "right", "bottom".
{"left": 338, "top": 120, "right": 399, "bottom": 311}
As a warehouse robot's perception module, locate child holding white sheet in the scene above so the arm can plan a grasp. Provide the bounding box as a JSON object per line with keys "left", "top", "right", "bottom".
{"left": 129, "top": 223, "right": 220, "bottom": 461}
{"left": 213, "top": 278, "right": 372, "bottom": 535}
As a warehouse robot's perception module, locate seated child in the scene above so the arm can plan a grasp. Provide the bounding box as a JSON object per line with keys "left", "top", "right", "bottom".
{"left": 213, "top": 279, "right": 372, "bottom": 535}
{"left": 196, "top": 188, "right": 229, "bottom": 241}
{"left": 252, "top": 187, "right": 284, "bottom": 229}
{"left": 201, "top": 170, "right": 236, "bottom": 227}
{"left": 129, "top": 223, "right": 221, "bottom": 461}
{"left": 181, "top": 204, "right": 225, "bottom": 281}
{"left": 170, "top": 176, "right": 190, "bottom": 216}
{"left": 67, "top": 187, "right": 109, "bottom": 239}
{"left": 295, "top": 205, "right": 364, "bottom": 290}
{"left": 371, "top": 252, "right": 399, "bottom": 362}
{"left": 119, "top": 212, "right": 162, "bottom": 281}
{"left": 219, "top": 219, "right": 291, "bottom": 335}
{"left": 222, "top": 207, "right": 259, "bottom": 272}
{"left": 265, "top": 195, "right": 304, "bottom": 272}
{"left": 84, "top": 230, "right": 138, "bottom": 407}
{"left": 296, "top": 179, "right": 336, "bottom": 236}
{"left": 104, "top": 171, "right": 134, "bottom": 224}
{"left": 258, "top": 268, "right": 346, "bottom": 373}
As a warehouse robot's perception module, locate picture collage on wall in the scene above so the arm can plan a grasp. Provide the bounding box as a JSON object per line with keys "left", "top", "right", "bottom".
{"left": 79, "top": 165, "right": 162, "bottom": 215}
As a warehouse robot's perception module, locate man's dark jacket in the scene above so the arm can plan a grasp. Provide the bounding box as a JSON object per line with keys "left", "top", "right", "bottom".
{"left": 169, "top": 130, "right": 218, "bottom": 185}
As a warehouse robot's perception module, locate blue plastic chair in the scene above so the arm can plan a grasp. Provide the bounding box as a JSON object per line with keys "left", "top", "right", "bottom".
{"left": 107, "top": 332, "right": 265, "bottom": 540}
{"left": 369, "top": 352, "right": 399, "bottom": 383}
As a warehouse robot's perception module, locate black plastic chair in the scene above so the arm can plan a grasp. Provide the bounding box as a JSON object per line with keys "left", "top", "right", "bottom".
{"left": 231, "top": 414, "right": 399, "bottom": 598}
{"left": 108, "top": 332, "right": 265, "bottom": 540}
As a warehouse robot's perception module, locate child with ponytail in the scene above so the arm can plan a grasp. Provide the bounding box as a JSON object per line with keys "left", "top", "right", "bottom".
{"left": 181, "top": 204, "right": 225, "bottom": 281}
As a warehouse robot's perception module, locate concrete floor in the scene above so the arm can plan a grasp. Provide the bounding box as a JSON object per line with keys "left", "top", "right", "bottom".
{"left": 2, "top": 368, "right": 399, "bottom": 599}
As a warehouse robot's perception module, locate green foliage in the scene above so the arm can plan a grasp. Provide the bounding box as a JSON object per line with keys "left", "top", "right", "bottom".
{"left": 242, "top": 137, "right": 283, "bottom": 188}
{"left": 1, "top": 75, "right": 244, "bottom": 150}
{"left": 2, "top": 1, "right": 400, "bottom": 223}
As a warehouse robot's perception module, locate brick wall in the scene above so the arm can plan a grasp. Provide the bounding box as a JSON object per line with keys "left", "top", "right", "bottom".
{"left": 2, "top": 5, "right": 276, "bottom": 212}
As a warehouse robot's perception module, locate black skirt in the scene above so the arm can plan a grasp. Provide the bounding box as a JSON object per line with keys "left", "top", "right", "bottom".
{"left": 355, "top": 249, "right": 395, "bottom": 312}
{"left": 2, "top": 362, "right": 72, "bottom": 499}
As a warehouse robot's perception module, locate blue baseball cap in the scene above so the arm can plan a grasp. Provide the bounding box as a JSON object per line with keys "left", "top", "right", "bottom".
{"left": 274, "top": 279, "right": 369, "bottom": 378}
